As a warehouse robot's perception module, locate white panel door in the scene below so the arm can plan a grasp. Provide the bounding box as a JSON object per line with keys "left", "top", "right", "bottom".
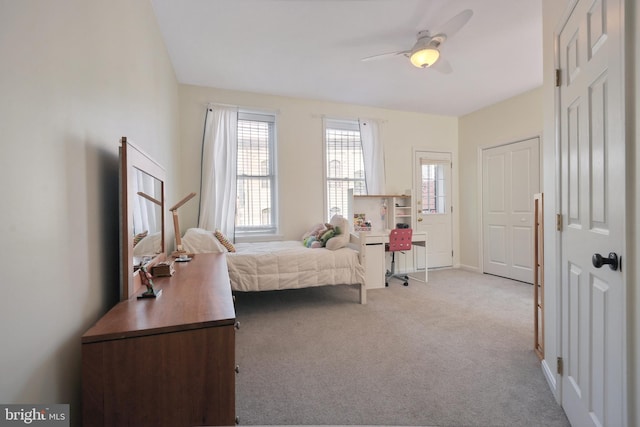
{"left": 414, "top": 151, "right": 452, "bottom": 268}
{"left": 558, "top": 0, "right": 626, "bottom": 425}
{"left": 482, "top": 138, "right": 539, "bottom": 283}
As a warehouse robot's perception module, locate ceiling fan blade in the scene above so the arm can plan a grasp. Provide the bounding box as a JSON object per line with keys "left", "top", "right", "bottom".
{"left": 361, "top": 50, "right": 408, "bottom": 62}
{"left": 432, "top": 9, "right": 473, "bottom": 38}
{"left": 431, "top": 58, "right": 453, "bottom": 74}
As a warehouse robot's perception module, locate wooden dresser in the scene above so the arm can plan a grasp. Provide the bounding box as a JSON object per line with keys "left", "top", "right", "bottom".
{"left": 82, "top": 253, "right": 236, "bottom": 426}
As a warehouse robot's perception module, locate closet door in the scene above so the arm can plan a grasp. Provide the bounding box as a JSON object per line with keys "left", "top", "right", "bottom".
{"left": 482, "top": 137, "right": 539, "bottom": 283}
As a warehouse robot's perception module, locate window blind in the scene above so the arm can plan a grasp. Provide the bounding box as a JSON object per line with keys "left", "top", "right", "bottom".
{"left": 236, "top": 112, "right": 276, "bottom": 233}
{"left": 325, "top": 119, "right": 366, "bottom": 221}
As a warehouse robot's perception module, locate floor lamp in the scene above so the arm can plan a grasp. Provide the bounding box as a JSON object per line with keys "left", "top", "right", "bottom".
{"left": 170, "top": 192, "right": 196, "bottom": 258}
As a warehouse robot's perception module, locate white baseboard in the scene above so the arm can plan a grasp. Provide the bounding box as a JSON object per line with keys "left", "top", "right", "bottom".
{"left": 541, "top": 358, "right": 561, "bottom": 403}
{"left": 458, "top": 264, "right": 481, "bottom": 273}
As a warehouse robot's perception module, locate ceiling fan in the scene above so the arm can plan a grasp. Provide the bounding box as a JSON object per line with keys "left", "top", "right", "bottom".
{"left": 361, "top": 9, "right": 473, "bottom": 73}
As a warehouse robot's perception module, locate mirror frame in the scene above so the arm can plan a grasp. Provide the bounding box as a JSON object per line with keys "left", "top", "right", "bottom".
{"left": 120, "top": 137, "right": 166, "bottom": 300}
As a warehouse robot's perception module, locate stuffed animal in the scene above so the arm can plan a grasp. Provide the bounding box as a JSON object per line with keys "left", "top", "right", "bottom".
{"left": 302, "top": 222, "right": 341, "bottom": 248}
{"left": 319, "top": 227, "right": 336, "bottom": 245}
{"left": 302, "top": 223, "right": 325, "bottom": 248}
{"left": 303, "top": 235, "right": 323, "bottom": 248}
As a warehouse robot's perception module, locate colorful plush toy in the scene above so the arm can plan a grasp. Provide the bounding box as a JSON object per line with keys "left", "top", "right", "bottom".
{"left": 303, "top": 235, "right": 321, "bottom": 248}
{"left": 319, "top": 227, "right": 336, "bottom": 245}
{"left": 302, "top": 223, "right": 325, "bottom": 248}
{"left": 302, "top": 222, "right": 342, "bottom": 248}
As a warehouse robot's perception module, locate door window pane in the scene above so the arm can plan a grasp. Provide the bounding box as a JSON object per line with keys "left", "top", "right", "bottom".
{"left": 420, "top": 162, "right": 446, "bottom": 214}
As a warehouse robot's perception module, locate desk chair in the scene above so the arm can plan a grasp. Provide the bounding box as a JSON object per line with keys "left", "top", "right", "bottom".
{"left": 385, "top": 228, "right": 412, "bottom": 286}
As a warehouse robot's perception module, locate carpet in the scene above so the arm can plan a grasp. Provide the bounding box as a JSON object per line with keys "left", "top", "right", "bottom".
{"left": 233, "top": 268, "right": 570, "bottom": 427}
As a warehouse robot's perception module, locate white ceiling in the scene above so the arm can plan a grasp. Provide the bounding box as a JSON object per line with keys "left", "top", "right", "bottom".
{"left": 151, "top": 0, "right": 542, "bottom": 117}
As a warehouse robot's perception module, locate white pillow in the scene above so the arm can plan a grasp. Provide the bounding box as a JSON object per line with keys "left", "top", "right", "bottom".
{"left": 325, "top": 214, "right": 350, "bottom": 250}
{"left": 181, "top": 228, "right": 227, "bottom": 254}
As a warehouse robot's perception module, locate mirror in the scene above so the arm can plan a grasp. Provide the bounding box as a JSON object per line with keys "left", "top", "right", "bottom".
{"left": 132, "top": 168, "right": 163, "bottom": 260}
{"left": 120, "top": 137, "right": 166, "bottom": 300}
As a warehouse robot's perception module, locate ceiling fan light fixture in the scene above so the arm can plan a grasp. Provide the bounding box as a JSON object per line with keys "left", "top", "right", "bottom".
{"left": 410, "top": 47, "right": 440, "bottom": 68}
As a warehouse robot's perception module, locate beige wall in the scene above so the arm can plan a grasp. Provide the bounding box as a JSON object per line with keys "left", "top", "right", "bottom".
{"left": 0, "top": 0, "right": 180, "bottom": 423}
{"left": 458, "top": 87, "right": 544, "bottom": 271}
{"left": 178, "top": 84, "right": 459, "bottom": 241}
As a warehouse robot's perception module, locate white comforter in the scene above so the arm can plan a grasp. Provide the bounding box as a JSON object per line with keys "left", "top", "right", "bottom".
{"left": 227, "top": 240, "right": 365, "bottom": 292}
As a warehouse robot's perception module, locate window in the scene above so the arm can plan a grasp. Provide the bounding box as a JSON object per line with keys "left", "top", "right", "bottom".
{"left": 420, "top": 162, "right": 446, "bottom": 214}
{"left": 324, "top": 119, "right": 366, "bottom": 221}
{"left": 236, "top": 111, "right": 277, "bottom": 235}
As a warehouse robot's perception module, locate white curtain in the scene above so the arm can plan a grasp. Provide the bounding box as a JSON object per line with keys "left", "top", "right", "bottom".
{"left": 198, "top": 106, "right": 238, "bottom": 238}
{"left": 359, "top": 118, "right": 386, "bottom": 194}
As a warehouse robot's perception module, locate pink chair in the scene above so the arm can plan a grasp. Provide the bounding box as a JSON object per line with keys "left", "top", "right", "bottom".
{"left": 385, "top": 228, "right": 413, "bottom": 286}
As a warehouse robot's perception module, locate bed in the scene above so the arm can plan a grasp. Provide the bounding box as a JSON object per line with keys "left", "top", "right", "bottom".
{"left": 180, "top": 216, "right": 367, "bottom": 304}
{"left": 227, "top": 240, "right": 366, "bottom": 303}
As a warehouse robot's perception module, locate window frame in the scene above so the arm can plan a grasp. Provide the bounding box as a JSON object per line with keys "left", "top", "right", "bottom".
{"left": 323, "top": 118, "right": 367, "bottom": 222}
{"left": 235, "top": 110, "right": 278, "bottom": 237}
{"left": 420, "top": 162, "right": 447, "bottom": 215}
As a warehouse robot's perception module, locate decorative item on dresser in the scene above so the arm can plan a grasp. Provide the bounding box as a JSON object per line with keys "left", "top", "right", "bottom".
{"left": 81, "top": 253, "right": 237, "bottom": 426}
{"left": 136, "top": 264, "right": 162, "bottom": 299}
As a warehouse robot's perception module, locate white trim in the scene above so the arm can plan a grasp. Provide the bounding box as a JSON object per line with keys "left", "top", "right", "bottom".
{"left": 541, "top": 359, "right": 559, "bottom": 402}
{"left": 458, "top": 264, "right": 480, "bottom": 273}
{"left": 321, "top": 117, "right": 329, "bottom": 222}
{"left": 324, "top": 117, "right": 360, "bottom": 131}
{"left": 238, "top": 110, "right": 276, "bottom": 123}
{"left": 476, "top": 146, "right": 484, "bottom": 273}
{"left": 552, "top": 18, "right": 564, "bottom": 408}
{"left": 235, "top": 111, "right": 279, "bottom": 236}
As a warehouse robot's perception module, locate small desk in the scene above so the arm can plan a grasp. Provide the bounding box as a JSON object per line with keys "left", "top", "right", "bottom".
{"left": 350, "top": 230, "right": 428, "bottom": 289}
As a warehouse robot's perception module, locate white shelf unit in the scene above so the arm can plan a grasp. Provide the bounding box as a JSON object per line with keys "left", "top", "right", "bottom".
{"left": 350, "top": 194, "right": 417, "bottom": 284}
{"left": 351, "top": 194, "right": 413, "bottom": 232}
{"left": 391, "top": 196, "right": 412, "bottom": 229}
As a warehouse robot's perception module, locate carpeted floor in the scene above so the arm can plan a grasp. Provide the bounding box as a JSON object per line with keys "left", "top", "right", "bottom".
{"left": 233, "top": 269, "right": 570, "bottom": 427}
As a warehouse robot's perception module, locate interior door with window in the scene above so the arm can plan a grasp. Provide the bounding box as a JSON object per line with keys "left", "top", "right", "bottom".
{"left": 414, "top": 151, "right": 452, "bottom": 269}
{"left": 558, "top": 0, "right": 626, "bottom": 425}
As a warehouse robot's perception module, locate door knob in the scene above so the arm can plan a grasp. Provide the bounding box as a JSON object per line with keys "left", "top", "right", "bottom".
{"left": 592, "top": 252, "right": 619, "bottom": 271}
